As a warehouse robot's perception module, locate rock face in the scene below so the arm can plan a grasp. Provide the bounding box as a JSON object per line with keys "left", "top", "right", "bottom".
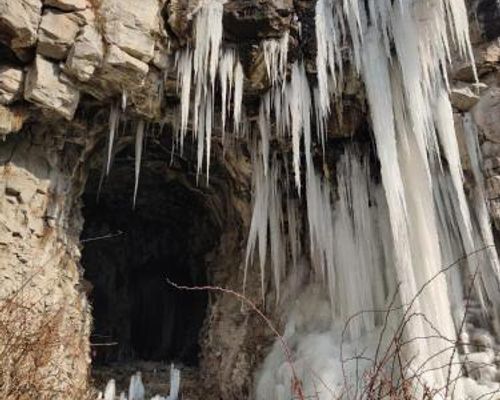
{"left": 100, "top": 0, "right": 160, "bottom": 62}
{"left": 65, "top": 24, "right": 104, "bottom": 82}
{"left": 0, "top": 0, "right": 498, "bottom": 399}
{"left": 0, "top": 134, "right": 91, "bottom": 398}
{"left": 0, "top": 0, "right": 42, "bottom": 49}
{"left": 25, "top": 55, "right": 80, "bottom": 120}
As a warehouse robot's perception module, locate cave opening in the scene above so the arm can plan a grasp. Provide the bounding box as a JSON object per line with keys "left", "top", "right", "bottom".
{"left": 81, "top": 145, "right": 221, "bottom": 368}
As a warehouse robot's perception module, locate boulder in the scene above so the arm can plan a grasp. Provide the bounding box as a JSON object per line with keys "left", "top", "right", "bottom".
{"left": 24, "top": 55, "right": 80, "bottom": 120}
{"left": 65, "top": 24, "right": 104, "bottom": 82}
{"left": 100, "top": 0, "right": 159, "bottom": 62}
{"left": 450, "top": 85, "right": 480, "bottom": 111}
{"left": 37, "top": 10, "right": 81, "bottom": 60}
{"left": 0, "top": 66, "right": 24, "bottom": 105}
{"left": 0, "top": 0, "right": 42, "bottom": 49}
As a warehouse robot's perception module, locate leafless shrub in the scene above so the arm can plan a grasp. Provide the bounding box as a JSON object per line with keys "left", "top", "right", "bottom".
{"left": 0, "top": 290, "right": 95, "bottom": 400}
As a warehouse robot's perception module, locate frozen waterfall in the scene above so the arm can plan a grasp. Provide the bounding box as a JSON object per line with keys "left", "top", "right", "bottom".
{"left": 100, "top": 0, "right": 500, "bottom": 398}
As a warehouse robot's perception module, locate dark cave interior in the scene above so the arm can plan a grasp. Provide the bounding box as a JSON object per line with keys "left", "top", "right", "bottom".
{"left": 81, "top": 145, "right": 221, "bottom": 367}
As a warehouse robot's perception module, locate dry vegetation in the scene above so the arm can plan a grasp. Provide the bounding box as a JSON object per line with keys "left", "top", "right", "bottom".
{"left": 0, "top": 290, "right": 94, "bottom": 400}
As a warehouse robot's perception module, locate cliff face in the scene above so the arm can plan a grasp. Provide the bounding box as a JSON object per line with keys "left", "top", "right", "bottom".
{"left": 0, "top": 0, "right": 499, "bottom": 399}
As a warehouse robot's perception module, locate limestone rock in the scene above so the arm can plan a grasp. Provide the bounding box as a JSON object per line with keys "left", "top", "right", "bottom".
{"left": 100, "top": 0, "right": 159, "bottom": 62}
{"left": 0, "top": 0, "right": 42, "bottom": 49}
{"left": 0, "top": 105, "right": 27, "bottom": 136}
{"left": 37, "top": 10, "right": 81, "bottom": 60}
{"left": 43, "top": 0, "right": 88, "bottom": 11}
{"left": 24, "top": 55, "right": 80, "bottom": 120}
{"left": 472, "top": 88, "right": 500, "bottom": 143}
{"left": 65, "top": 24, "right": 104, "bottom": 82}
{"left": 101, "top": 45, "right": 149, "bottom": 90}
{"left": 450, "top": 85, "right": 480, "bottom": 111}
{"left": 0, "top": 66, "right": 24, "bottom": 105}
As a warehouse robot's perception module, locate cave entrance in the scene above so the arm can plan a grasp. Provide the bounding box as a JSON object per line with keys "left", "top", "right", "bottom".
{"left": 81, "top": 147, "right": 220, "bottom": 367}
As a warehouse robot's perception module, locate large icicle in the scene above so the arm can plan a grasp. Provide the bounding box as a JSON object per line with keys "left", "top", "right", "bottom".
{"left": 218, "top": 49, "right": 235, "bottom": 144}
{"left": 176, "top": 50, "right": 192, "bottom": 153}
{"left": 191, "top": 0, "right": 225, "bottom": 180}
{"left": 244, "top": 146, "right": 287, "bottom": 300}
{"left": 288, "top": 62, "right": 312, "bottom": 190}
{"left": 262, "top": 32, "right": 289, "bottom": 87}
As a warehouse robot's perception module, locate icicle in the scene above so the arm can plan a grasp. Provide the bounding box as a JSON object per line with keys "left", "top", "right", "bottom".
{"left": 218, "top": 49, "right": 235, "bottom": 144}
{"left": 315, "top": 0, "right": 341, "bottom": 118}
{"left": 233, "top": 61, "right": 244, "bottom": 135}
{"left": 244, "top": 148, "right": 269, "bottom": 299}
{"left": 443, "top": 0, "right": 478, "bottom": 81}
{"left": 106, "top": 102, "right": 120, "bottom": 176}
{"left": 121, "top": 90, "right": 127, "bottom": 111}
{"left": 288, "top": 62, "right": 312, "bottom": 191}
{"left": 258, "top": 94, "right": 270, "bottom": 176}
{"left": 262, "top": 31, "right": 289, "bottom": 87}
{"left": 463, "top": 114, "right": 500, "bottom": 300}
{"left": 133, "top": 120, "right": 145, "bottom": 209}
{"left": 176, "top": 50, "right": 192, "bottom": 153}
{"left": 104, "top": 379, "right": 116, "bottom": 400}
{"left": 434, "top": 88, "right": 474, "bottom": 237}
{"left": 244, "top": 147, "right": 287, "bottom": 300}
{"left": 286, "top": 198, "right": 301, "bottom": 271}
{"left": 191, "top": 0, "right": 225, "bottom": 179}
{"left": 269, "top": 162, "right": 285, "bottom": 301}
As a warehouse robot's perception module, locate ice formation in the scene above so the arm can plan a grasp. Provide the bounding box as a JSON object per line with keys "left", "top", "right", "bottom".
{"left": 99, "top": 0, "right": 500, "bottom": 397}
{"left": 104, "top": 379, "right": 116, "bottom": 400}
{"left": 101, "top": 365, "right": 181, "bottom": 400}
{"left": 129, "top": 372, "right": 145, "bottom": 400}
